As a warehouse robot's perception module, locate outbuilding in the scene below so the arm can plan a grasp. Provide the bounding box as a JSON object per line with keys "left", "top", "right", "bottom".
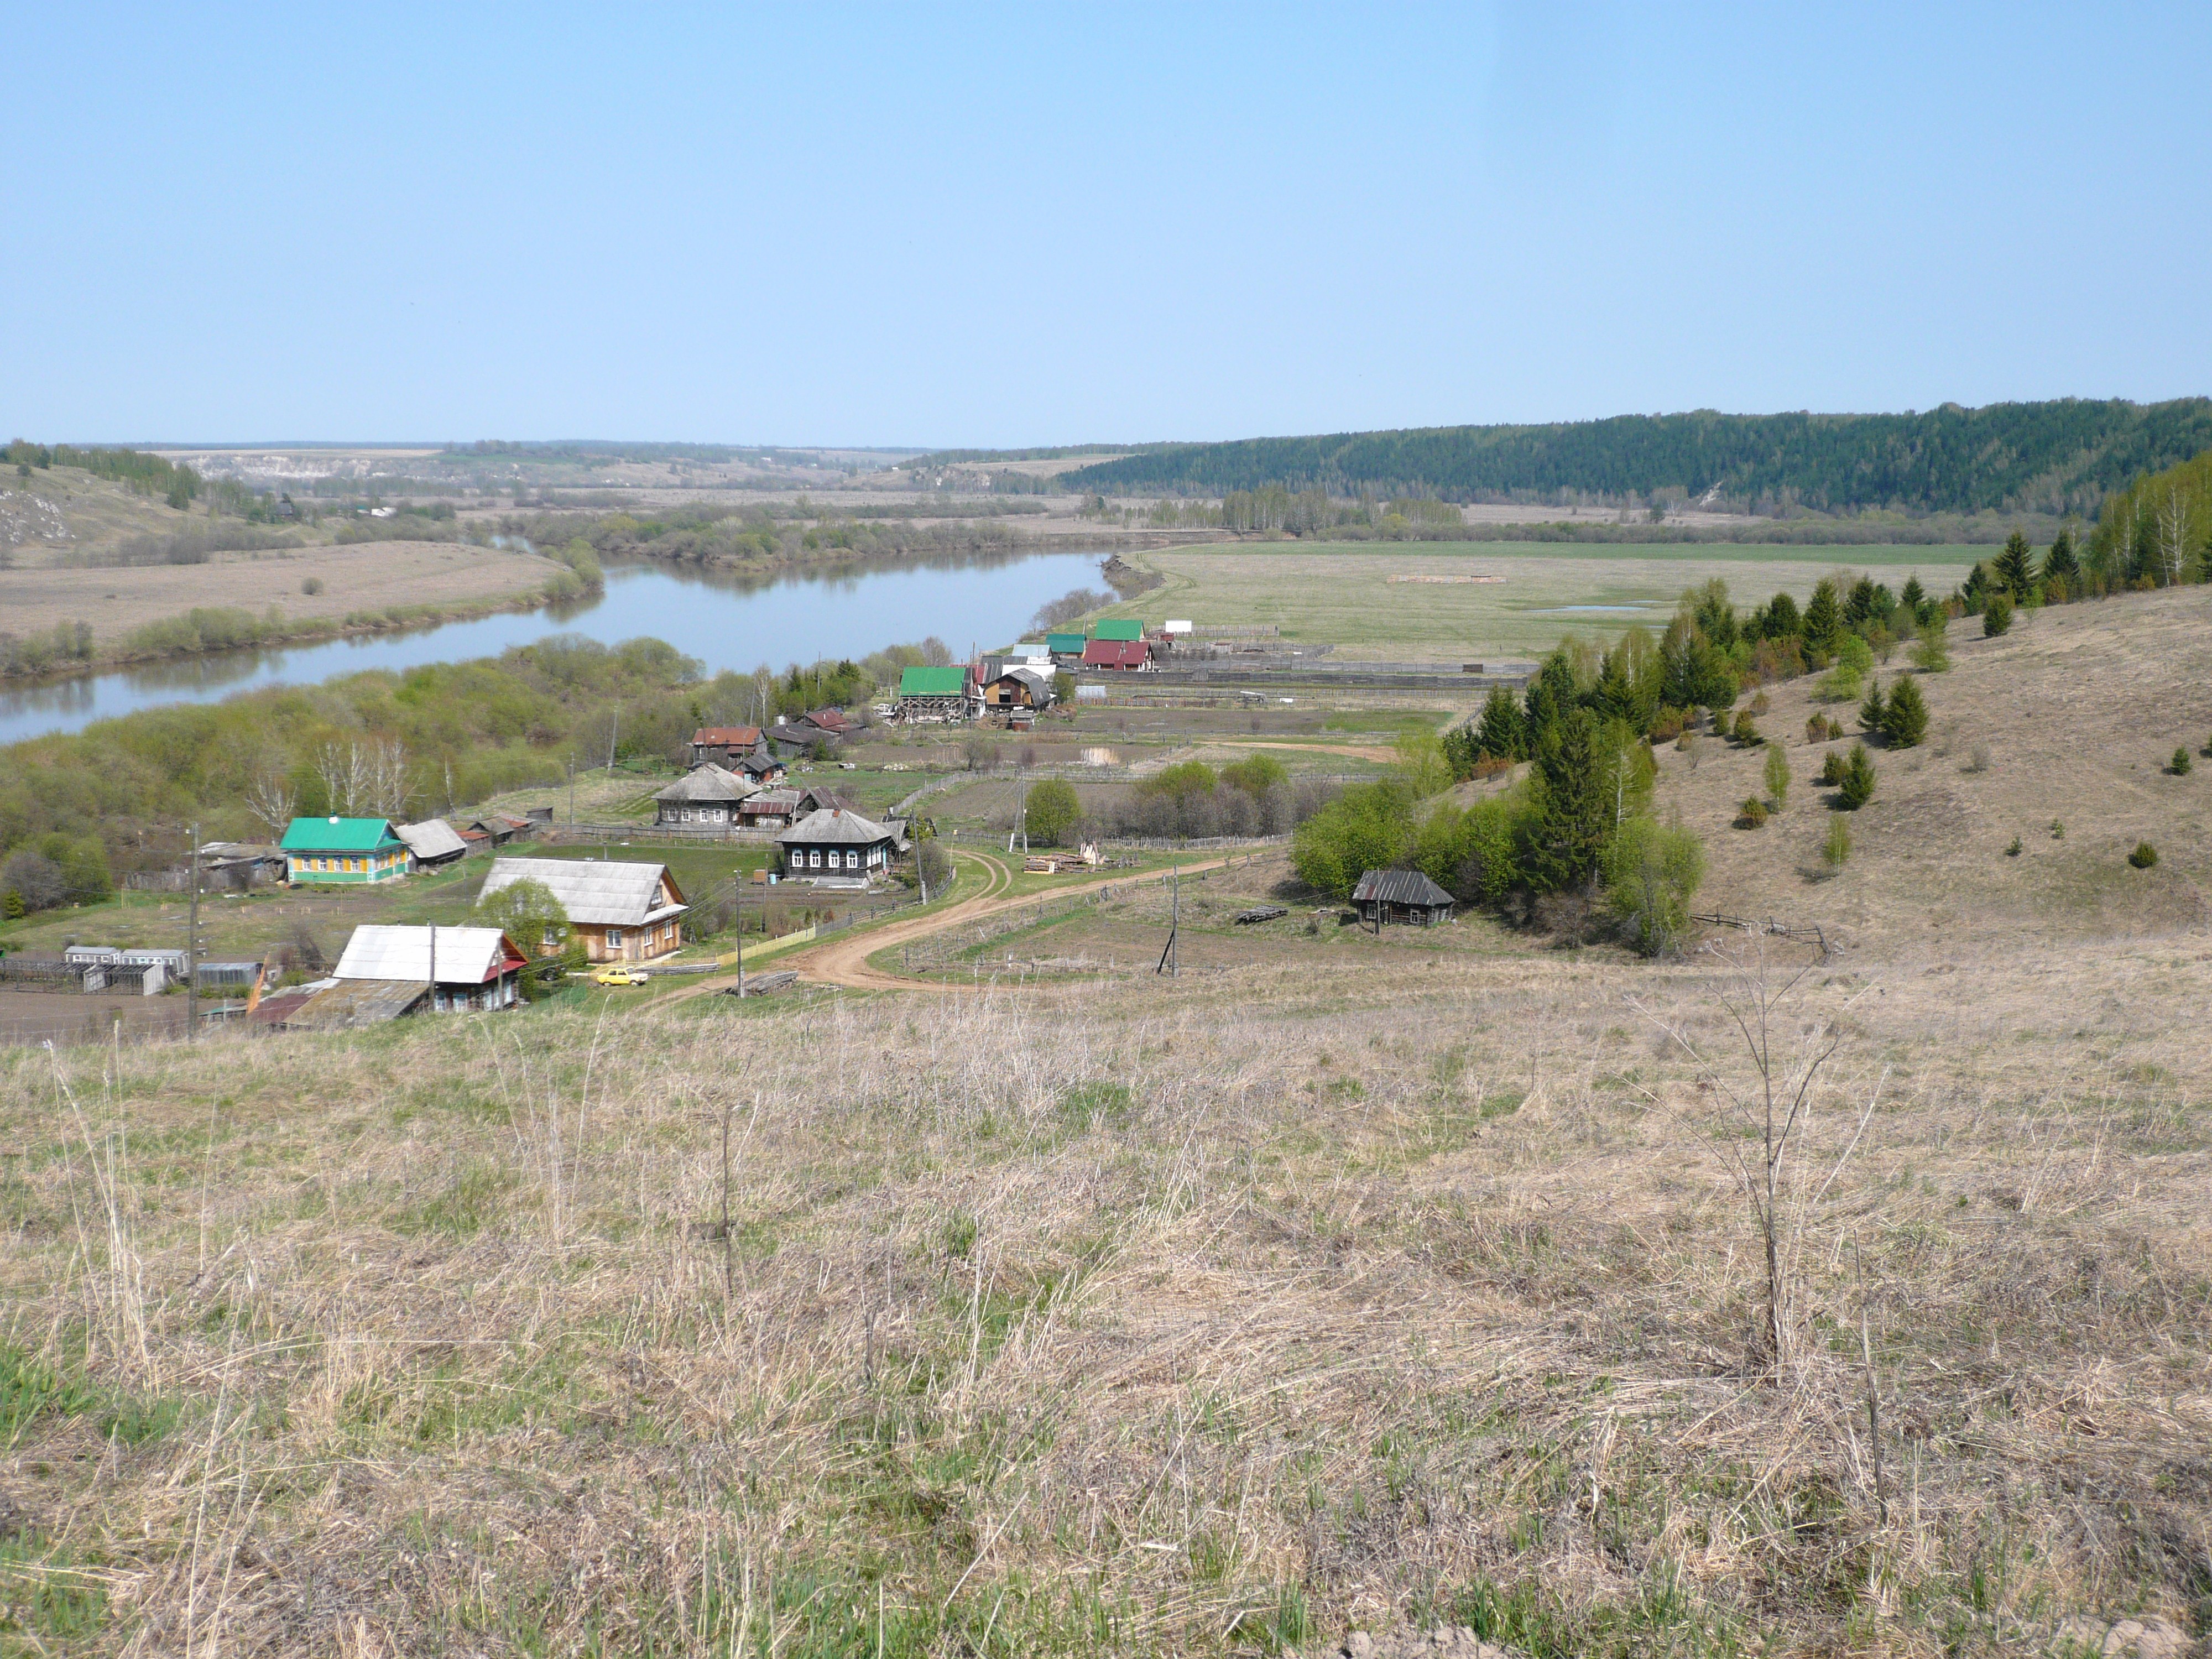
{"left": 395, "top": 819, "right": 468, "bottom": 868}
{"left": 1351, "top": 868, "right": 1456, "bottom": 928}
{"left": 894, "top": 664, "right": 974, "bottom": 723}
{"left": 333, "top": 924, "right": 529, "bottom": 1012}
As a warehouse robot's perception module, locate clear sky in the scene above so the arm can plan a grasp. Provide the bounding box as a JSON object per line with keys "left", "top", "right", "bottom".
{"left": 6, "top": 3, "right": 2208, "bottom": 447}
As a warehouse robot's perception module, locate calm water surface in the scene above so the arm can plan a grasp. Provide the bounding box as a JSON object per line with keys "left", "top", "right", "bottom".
{"left": 0, "top": 549, "right": 1108, "bottom": 745}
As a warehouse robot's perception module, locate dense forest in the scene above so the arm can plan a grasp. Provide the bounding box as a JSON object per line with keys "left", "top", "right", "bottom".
{"left": 1057, "top": 400, "right": 2212, "bottom": 518}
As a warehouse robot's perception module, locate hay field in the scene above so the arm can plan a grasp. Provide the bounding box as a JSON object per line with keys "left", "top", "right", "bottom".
{"left": 1, "top": 917, "right": 2206, "bottom": 1655}
{"left": 0, "top": 540, "right": 564, "bottom": 649}
{"left": 1109, "top": 544, "right": 1987, "bottom": 659}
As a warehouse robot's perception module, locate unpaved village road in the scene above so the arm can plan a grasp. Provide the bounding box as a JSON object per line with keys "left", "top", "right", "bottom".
{"left": 669, "top": 847, "right": 1239, "bottom": 997}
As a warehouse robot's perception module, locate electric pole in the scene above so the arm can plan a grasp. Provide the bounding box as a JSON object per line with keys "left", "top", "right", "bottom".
{"left": 185, "top": 825, "right": 199, "bottom": 1041}
{"left": 734, "top": 866, "right": 745, "bottom": 1000}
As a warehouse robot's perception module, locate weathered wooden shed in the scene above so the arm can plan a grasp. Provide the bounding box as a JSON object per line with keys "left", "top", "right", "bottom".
{"left": 1351, "top": 868, "right": 1455, "bottom": 927}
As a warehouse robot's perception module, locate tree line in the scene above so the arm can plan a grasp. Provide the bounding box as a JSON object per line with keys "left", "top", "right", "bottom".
{"left": 1060, "top": 399, "right": 2212, "bottom": 518}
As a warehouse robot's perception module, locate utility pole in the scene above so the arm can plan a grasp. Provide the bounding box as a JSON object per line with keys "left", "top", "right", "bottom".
{"left": 1171, "top": 861, "right": 1178, "bottom": 977}
{"left": 567, "top": 756, "right": 576, "bottom": 825}
{"left": 733, "top": 867, "right": 745, "bottom": 1000}
{"left": 185, "top": 825, "right": 199, "bottom": 1041}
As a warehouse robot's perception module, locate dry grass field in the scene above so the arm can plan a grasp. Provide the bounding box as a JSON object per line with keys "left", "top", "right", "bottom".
{"left": 0, "top": 540, "right": 564, "bottom": 652}
{"left": 1110, "top": 546, "right": 1989, "bottom": 660}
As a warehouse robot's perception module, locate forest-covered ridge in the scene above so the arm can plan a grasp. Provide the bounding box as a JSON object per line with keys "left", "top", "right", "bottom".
{"left": 1057, "top": 399, "right": 2212, "bottom": 518}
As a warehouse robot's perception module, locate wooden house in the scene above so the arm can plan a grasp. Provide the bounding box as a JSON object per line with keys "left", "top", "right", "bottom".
{"left": 280, "top": 817, "right": 409, "bottom": 885}
{"left": 776, "top": 807, "right": 897, "bottom": 879}
{"left": 653, "top": 763, "right": 755, "bottom": 827}
{"left": 1351, "top": 869, "right": 1455, "bottom": 928}
{"left": 688, "top": 726, "right": 763, "bottom": 767}
{"left": 1080, "top": 639, "right": 1150, "bottom": 671}
{"left": 333, "top": 924, "right": 528, "bottom": 1013}
{"left": 984, "top": 666, "right": 1055, "bottom": 712}
{"left": 1093, "top": 618, "right": 1145, "bottom": 643}
{"left": 478, "top": 857, "right": 690, "bottom": 963}
{"left": 794, "top": 785, "right": 853, "bottom": 816}
{"left": 733, "top": 747, "right": 787, "bottom": 786}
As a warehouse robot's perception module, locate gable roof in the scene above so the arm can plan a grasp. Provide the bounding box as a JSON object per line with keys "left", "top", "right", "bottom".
{"left": 1045, "top": 632, "right": 1087, "bottom": 653}
{"left": 897, "top": 665, "right": 971, "bottom": 698}
{"left": 395, "top": 820, "right": 467, "bottom": 860}
{"left": 1093, "top": 618, "right": 1144, "bottom": 642}
{"left": 691, "top": 726, "right": 762, "bottom": 747}
{"left": 994, "top": 666, "right": 1052, "bottom": 694}
{"left": 796, "top": 786, "right": 852, "bottom": 813}
{"left": 653, "top": 763, "right": 756, "bottom": 804}
{"left": 738, "top": 787, "right": 802, "bottom": 812}
{"left": 283, "top": 978, "right": 431, "bottom": 1029}
{"left": 799, "top": 708, "right": 854, "bottom": 732}
{"left": 280, "top": 816, "right": 401, "bottom": 853}
{"left": 1351, "top": 868, "right": 1455, "bottom": 909}
{"left": 776, "top": 807, "right": 895, "bottom": 846}
{"left": 335, "top": 925, "right": 522, "bottom": 984}
{"left": 1081, "top": 639, "right": 1150, "bottom": 667}
{"left": 479, "top": 857, "right": 688, "bottom": 928}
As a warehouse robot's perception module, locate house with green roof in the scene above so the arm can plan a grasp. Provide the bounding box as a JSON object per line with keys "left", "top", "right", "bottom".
{"left": 894, "top": 664, "right": 975, "bottom": 724}
{"left": 1045, "top": 632, "right": 1087, "bottom": 659}
{"left": 1093, "top": 618, "right": 1144, "bottom": 643}
{"left": 280, "top": 817, "right": 410, "bottom": 885}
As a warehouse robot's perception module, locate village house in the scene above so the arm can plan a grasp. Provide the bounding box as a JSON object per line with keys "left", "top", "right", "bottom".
{"left": 687, "top": 725, "right": 763, "bottom": 767}
{"left": 395, "top": 820, "right": 468, "bottom": 869}
{"left": 652, "top": 763, "right": 755, "bottom": 827}
{"left": 732, "top": 747, "right": 787, "bottom": 786}
{"left": 794, "top": 785, "right": 854, "bottom": 816}
{"left": 1351, "top": 868, "right": 1456, "bottom": 927}
{"left": 894, "top": 664, "right": 973, "bottom": 723}
{"left": 984, "top": 666, "right": 1055, "bottom": 712}
{"left": 1080, "top": 638, "right": 1151, "bottom": 671}
{"left": 735, "top": 786, "right": 802, "bottom": 828}
{"left": 280, "top": 817, "right": 410, "bottom": 885}
{"left": 1093, "top": 618, "right": 1145, "bottom": 643}
{"left": 332, "top": 924, "right": 528, "bottom": 1012}
{"left": 478, "top": 857, "right": 690, "bottom": 963}
{"left": 1045, "top": 632, "right": 1087, "bottom": 661}
{"left": 776, "top": 806, "right": 897, "bottom": 879}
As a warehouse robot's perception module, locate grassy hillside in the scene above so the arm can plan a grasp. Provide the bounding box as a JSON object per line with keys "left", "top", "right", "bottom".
{"left": 1062, "top": 400, "right": 2212, "bottom": 518}
{"left": 0, "top": 589, "right": 2208, "bottom": 1656}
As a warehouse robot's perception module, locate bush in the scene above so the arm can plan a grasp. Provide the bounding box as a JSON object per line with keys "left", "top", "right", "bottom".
{"left": 1983, "top": 593, "right": 2013, "bottom": 637}
{"left": 2171, "top": 747, "right": 2192, "bottom": 776}
{"left": 1291, "top": 781, "right": 1414, "bottom": 899}
{"left": 1837, "top": 744, "right": 1876, "bottom": 809}
{"left": 470, "top": 877, "right": 575, "bottom": 997}
{"left": 1823, "top": 815, "right": 1852, "bottom": 867}
{"left": 0, "top": 851, "right": 68, "bottom": 912}
{"left": 1022, "top": 778, "right": 1081, "bottom": 846}
{"left": 2128, "top": 841, "right": 2158, "bottom": 869}
{"left": 2006, "top": 835, "right": 2022, "bottom": 857}
{"left": 1732, "top": 712, "right": 1760, "bottom": 745}
{"left": 1220, "top": 753, "right": 1288, "bottom": 796}
{"left": 1736, "top": 797, "right": 1768, "bottom": 828}
{"left": 1880, "top": 675, "right": 1929, "bottom": 748}
{"left": 301, "top": 576, "right": 324, "bottom": 596}
{"left": 1815, "top": 751, "right": 1845, "bottom": 786}
{"left": 1818, "top": 665, "right": 1862, "bottom": 703}
{"left": 1601, "top": 817, "right": 1705, "bottom": 957}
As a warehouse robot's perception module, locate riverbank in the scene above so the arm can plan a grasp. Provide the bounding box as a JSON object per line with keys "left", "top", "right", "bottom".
{"left": 0, "top": 540, "right": 587, "bottom": 680}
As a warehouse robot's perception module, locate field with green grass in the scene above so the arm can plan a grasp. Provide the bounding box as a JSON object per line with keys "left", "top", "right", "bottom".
{"left": 1100, "top": 542, "right": 1989, "bottom": 659}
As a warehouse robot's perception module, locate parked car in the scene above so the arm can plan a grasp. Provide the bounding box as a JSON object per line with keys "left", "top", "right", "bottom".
{"left": 592, "top": 966, "right": 649, "bottom": 988}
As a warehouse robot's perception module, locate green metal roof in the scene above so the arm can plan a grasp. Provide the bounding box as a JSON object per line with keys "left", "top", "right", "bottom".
{"left": 1045, "top": 633, "right": 1086, "bottom": 653}
{"left": 896, "top": 665, "right": 970, "bottom": 697}
{"left": 280, "top": 816, "right": 402, "bottom": 853}
{"left": 1093, "top": 618, "right": 1144, "bottom": 642}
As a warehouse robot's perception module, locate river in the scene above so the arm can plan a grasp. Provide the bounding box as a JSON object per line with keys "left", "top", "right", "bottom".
{"left": 0, "top": 548, "right": 1112, "bottom": 745}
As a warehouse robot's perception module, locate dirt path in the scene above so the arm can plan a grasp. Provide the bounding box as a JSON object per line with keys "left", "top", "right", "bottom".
{"left": 666, "top": 846, "right": 1241, "bottom": 998}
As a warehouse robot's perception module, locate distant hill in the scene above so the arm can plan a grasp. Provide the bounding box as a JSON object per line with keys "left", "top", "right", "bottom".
{"left": 1059, "top": 399, "right": 2212, "bottom": 518}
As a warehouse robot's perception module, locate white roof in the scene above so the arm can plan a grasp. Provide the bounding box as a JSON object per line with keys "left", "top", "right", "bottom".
{"left": 1164, "top": 619, "right": 1192, "bottom": 633}
{"left": 479, "top": 856, "right": 688, "bottom": 928}
{"left": 776, "top": 807, "right": 895, "bottom": 846}
{"left": 335, "top": 925, "right": 515, "bottom": 984}
{"left": 395, "top": 820, "right": 467, "bottom": 860}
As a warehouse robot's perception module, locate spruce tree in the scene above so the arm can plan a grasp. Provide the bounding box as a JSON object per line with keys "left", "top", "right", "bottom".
{"left": 1762, "top": 591, "right": 1802, "bottom": 639}
{"left": 1802, "top": 579, "right": 1844, "bottom": 664}
{"left": 1994, "top": 529, "right": 2036, "bottom": 599}
{"left": 1983, "top": 593, "right": 2013, "bottom": 637}
{"left": 1880, "top": 674, "right": 1928, "bottom": 747}
{"left": 1838, "top": 744, "right": 1877, "bottom": 809}
{"left": 2042, "top": 528, "right": 2079, "bottom": 586}
{"left": 1473, "top": 686, "right": 1526, "bottom": 760}
{"left": 1523, "top": 708, "right": 1613, "bottom": 894}
{"left": 1858, "top": 676, "right": 1887, "bottom": 734}
{"left": 1898, "top": 573, "right": 1928, "bottom": 623}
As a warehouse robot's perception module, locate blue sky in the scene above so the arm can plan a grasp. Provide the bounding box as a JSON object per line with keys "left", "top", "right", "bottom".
{"left": 5, "top": 3, "right": 2208, "bottom": 447}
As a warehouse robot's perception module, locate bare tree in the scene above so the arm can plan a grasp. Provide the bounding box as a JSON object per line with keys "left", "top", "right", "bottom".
{"left": 243, "top": 768, "right": 297, "bottom": 842}
{"left": 2155, "top": 488, "right": 2191, "bottom": 587}
{"left": 1636, "top": 932, "right": 1882, "bottom": 1370}
{"left": 315, "top": 741, "right": 364, "bottom": 817}
{"left": 362, "top": 739, "right": 412, "bottom": 820}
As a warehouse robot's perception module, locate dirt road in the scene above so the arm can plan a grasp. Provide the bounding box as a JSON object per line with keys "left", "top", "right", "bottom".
{"left": 669, "top": 847, "right": 1239, "bottom": 998}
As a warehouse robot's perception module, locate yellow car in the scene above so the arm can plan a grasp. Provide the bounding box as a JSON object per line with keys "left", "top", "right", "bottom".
{"left": 592, "top": 966, "right": 648, "bottom": 988}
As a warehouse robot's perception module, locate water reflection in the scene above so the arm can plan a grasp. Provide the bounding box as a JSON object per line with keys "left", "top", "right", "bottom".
{"left": 0, "top": 546, "right": 1110, "bottom": 745}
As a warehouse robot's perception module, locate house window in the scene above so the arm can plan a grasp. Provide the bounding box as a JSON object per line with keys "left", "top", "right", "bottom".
{"left": 607, "top": 928, "right": 624, "bottom": 948}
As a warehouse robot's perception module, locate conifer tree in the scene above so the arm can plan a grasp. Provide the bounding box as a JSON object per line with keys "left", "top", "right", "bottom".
{"left": 1838, "top": 743, "right": 1877, "bottom": 808}
{"left": 1761, "top": 591, "right": 1802, "bottom": 639}
{"left": 1994, "top": 529, "right": 2036, "bottom": 599}
{"left": 1880, "top": 674, "right": 1928, "bottom": 747}
{"left": 2042, "top": 528, "right": 2080, "bottom": 588}
{"left": 1472, "top": 686, "right": 1526, "bottom": 760}
{"left": 1801, "top": 579, "right": 1844, "bottom": 664}
{"left": 1858, "top": 676, "right": 1887, "bottom": 733}
{"left": 1898, "top": 573, "right": 1928, "bottom": 623}
{"left": 1524, "top": 708, "right": 1613, "bottom": 894}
